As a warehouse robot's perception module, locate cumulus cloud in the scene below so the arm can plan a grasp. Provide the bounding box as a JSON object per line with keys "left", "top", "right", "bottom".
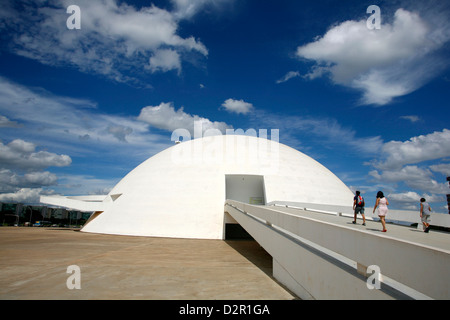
{"left": 369, "top": 165, "right": 432, "bottom": 183}
{"left": 387, "top": 191, "right": 423, "bottom": 203}
{"left": 0, "top": 188, "right": 49, "bottom": 204}
{"left": 367, "top": 130, "right": 450, "bottom": 206}
{"left": 0, "top": 0, "right": 208, "bottom": 84}
{"left": 429, "top": 163, "right": 450, "bottom": 176}
{"left": 138, "top": 102, "right": 231, "bottom": 135}
{"left": 0, "top": 139, "right": 69, "bottom": 203}
{"left": 387, "top": 191, "right": 444, "bottom": 209}
{"left": 369, "top": 165, "right": 448, "bottom": 194}
{"left": 296, "top": 8, "right": 450, "bottom": 105}
{"left": 374, "top": 129, "right": 450, "bottom": 170}
{"left": 0, "top": 139, "right": 71, "bottom": 170}
{"left": 221, "top": 99, "right": 254, "bottom": 115}
{"left": 147, "top": 49, "right": 182, "bottom": 74}
{"left": 0, "top": 169, "right": 58, "bottom": 192}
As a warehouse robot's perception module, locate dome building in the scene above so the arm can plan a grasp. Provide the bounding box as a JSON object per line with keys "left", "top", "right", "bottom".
{"left": 41, "top": 134, "right": 354, "bottom": 239}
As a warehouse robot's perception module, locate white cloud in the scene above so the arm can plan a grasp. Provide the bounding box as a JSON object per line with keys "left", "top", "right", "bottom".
{"left": 370, "top": 165, "right": 431, "bottom": 184}
{"left": 147, "top": 49, "right": 182, "bottom": 74}
{"left": 1, "top": 0, "right": 208, "bottom": 84}
{"left": 387, "top": 191, "right": 444, "bottom": 207}
{"left": 23, "top": 171, "right": 58, "bottom": 187}
{"left": 375, "top": 129, "right": 450, "bottom": 170}
{"left": 0, "top": 77, "right": 159, "bottom": 148}
{"left": 106, "top": 125, "right": 133, "bottom": 142}
{"left": 0, "top": 76, "right": 235, "bottom": 199}
{"left": 138, "top": 102, "right": 231, "bottom": 135}
{"left": 0, "top": 169, "right": 58, "bottom": 191}
{"left": 0, "top": 166, "right": 63, "bottom": 203}
{"left": 400, "top": 115, "right": 420, "bottom": 123}
{"left": 276, "top": 71, "right": 300, "bottom": 84}
{"left": 370, "top": 165, "right": 449, "bottom": 195}
{"left": 0, "top": 115, "right": 21, "bottom": 128}
{"left": 221, "top": 99, "right": 254, "bottom": 115}
{"left": 296, "top": 8, "right": 450, "bottom": 105}
{"left": 367, "top": 130, "right": 450, "bottom": 204}
{"left": 429, "top": 163, "right": 450, "bottom": 176}
{"left": 171, "top": 0, "right": 234, "bottom": 19}
{"left": 387, "top": 191, "right": 422, "bottom": 203}
{"left": 0, "top": 77, "right": 175, "bottom": 200}
{"left": 0, "top": 139, "right": 71, "bottom": 171}
{"left": 0, "top": 188, "right": 49, "bottom": 204}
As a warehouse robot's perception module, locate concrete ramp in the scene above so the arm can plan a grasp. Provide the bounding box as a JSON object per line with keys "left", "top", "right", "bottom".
{"left": 225, "top": 200, "right": 450, "bottom": 300}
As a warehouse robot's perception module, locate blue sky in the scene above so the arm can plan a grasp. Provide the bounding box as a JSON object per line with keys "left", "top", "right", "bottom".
{"left": 0, "top": 0, "right": 449, "bottom": 212}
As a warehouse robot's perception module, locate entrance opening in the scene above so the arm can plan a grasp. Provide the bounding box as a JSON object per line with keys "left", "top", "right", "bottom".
{"left": 225, "top": 174, "right": 266, "bottom": 205}
{"left": 224, "top": 174, "right": 265, "bottom": 240}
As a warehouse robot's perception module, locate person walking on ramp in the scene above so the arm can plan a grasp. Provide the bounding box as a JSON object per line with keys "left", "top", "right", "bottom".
{"left": 352, "top": 191, "right": 366, "bottom": 226}
{"left": 373, "top": 191, "right": 389, "bottom": 232}
{"left": 420, "top": 198, "right": 432, "bottom": 233}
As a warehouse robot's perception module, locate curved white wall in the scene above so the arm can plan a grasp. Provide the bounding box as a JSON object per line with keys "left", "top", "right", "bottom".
{"left": 81, "top": 135, "right": 354, "bottom": 239}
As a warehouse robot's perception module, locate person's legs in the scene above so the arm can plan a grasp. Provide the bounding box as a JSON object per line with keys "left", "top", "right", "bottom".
{"left": 424, "top": 215, "right": 430, "bottom": 233}
{"left": 354, "top": 207, "right": 363, "bottom": 224}
{"left": 421, "top": 215, "right": 430, "bottom": 231}
{"left": 380, "top": 216, "right": 386, "bottom": 231}
{"left": 422, "top": 220, "right": 428, "bottom": 231}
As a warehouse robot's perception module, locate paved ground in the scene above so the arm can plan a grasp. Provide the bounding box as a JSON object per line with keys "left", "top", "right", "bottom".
{"left": 0, "top": 227, "right": 297, "bottom": 300}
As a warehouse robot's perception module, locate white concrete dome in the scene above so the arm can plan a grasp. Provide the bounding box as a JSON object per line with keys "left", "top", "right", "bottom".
{"left": 80, "top": 134, "right": 354, "bottom": 239}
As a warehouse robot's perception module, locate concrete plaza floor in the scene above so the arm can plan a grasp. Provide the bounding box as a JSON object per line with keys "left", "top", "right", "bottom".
{"left": 0, "top": 227, "right": 297, "bottom": 300}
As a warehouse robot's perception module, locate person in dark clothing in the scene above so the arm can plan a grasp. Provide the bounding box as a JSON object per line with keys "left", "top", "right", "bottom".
{"left": 352, "top": 191, "right": 366, "bottom": 226}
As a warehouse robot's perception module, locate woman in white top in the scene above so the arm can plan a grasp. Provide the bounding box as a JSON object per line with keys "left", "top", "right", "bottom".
{"left": 373, "top": 191, "right": 389, "bottom": 232}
